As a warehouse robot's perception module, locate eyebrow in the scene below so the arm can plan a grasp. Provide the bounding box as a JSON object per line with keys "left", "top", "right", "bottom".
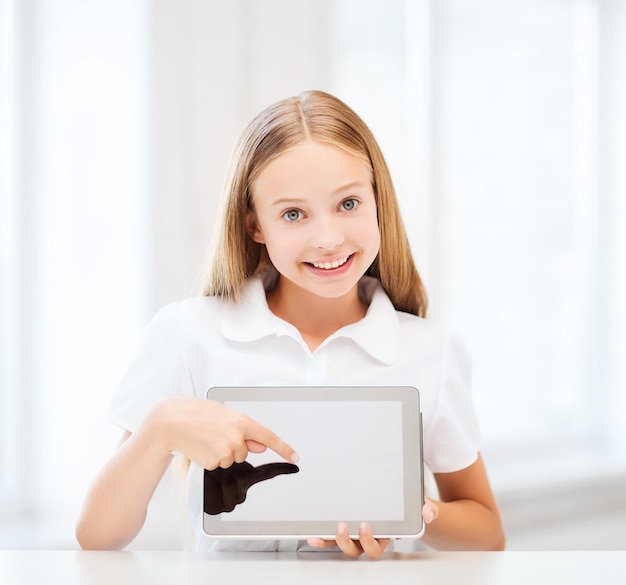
{"left": 269, "top": 181, "right": 370, "bottom": 206}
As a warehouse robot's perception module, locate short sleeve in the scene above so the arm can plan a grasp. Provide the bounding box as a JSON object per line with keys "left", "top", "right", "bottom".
{"left": 108, "top": 302, "right": 193, "bottom": 432}
{"left": 423, "top": 333, "right": 481, "bottom": 473}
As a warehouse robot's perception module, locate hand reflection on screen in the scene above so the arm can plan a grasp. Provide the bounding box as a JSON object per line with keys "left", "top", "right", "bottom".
{"left": 203, "top": 461, "right": 300, "bottom": 515}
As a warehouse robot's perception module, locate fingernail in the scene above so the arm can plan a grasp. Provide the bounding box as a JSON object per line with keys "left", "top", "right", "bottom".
{"left": 339, "top": 522, "right": 348, "bottom": 534}
{"left": 360, "top": 522, "right": 368, "bottom": 533}
{"left": 291, "top": 452, "right": 299, "bottom": 463}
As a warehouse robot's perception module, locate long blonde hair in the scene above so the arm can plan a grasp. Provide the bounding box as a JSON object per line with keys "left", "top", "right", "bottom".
{"left": 203, "top": 90, "right": 427, "bottom": 318}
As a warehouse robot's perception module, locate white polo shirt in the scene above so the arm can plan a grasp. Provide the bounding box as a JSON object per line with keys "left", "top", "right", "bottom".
{"left": 108, "top": 274, "right": 480, "bottom": 551}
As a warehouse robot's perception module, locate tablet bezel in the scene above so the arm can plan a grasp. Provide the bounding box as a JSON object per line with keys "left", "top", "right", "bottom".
{"left": 202, "top": 385, "right": 424, "bottom": 540}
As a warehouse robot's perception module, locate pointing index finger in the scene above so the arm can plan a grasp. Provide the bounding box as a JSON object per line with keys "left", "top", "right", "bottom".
{"left": 245, "top": 420, "right": 299, "bottom": 464}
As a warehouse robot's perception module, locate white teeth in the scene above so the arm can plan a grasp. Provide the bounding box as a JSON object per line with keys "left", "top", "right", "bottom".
{"left": 311, "top": 256, "right": 349, "bottom": 270}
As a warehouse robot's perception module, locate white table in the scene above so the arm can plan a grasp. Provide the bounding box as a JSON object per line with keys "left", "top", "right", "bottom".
{"left": 1, "top": 550, "right": 624, "bottom": 584}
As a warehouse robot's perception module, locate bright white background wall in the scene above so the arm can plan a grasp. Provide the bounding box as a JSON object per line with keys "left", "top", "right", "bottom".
{"left": 1, "top": 0, "right": 625, "bottom": 550}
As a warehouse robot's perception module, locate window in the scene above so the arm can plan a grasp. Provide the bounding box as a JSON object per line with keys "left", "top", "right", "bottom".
{"left": 431, "top": 0, "right": 602, "bottom": 448}
{"left": 0, "top": 1, "right": 148, "bottom": 540}
{"left": 0, "top": 0, "right": 17, "bottom": 512}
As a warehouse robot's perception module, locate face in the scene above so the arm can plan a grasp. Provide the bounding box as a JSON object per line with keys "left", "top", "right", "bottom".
{"left": 247, "top": 140, "right": 380, "bottom": 300}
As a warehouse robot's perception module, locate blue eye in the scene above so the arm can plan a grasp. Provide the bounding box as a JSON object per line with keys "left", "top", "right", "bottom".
{"left": 341, "top": 198, "right": 358, "bottom": 211}
{"left": 283, "top": 209, "right": 302, "bottom": 222}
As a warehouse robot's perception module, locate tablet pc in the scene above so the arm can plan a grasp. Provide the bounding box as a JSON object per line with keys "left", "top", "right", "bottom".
{"left": 202, "top": 385, "right": 424, "bottom": 540}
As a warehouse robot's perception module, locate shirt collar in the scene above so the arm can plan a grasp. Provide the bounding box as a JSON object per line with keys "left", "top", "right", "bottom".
{"left": 219, "top": 275, "right": 288, "bottom": 342}
{"left": 220, "top": 275, "right": 400, "bottom": 365}
{"left": 331, "top": 277, "right": 400, "bottom": 365}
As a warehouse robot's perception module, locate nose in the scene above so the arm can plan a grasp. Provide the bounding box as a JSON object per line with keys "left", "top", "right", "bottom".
{"left": 309, "top": 215, "right": 344, "bottom": 250}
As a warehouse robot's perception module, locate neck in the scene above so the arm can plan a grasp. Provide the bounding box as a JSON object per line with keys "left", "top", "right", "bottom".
{"left": 266, "top": 278, "right": 368, "bottom": 352}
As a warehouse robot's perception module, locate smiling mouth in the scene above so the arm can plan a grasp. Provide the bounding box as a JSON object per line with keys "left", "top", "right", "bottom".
{"left": 308, "top": 255, "right": 351, "bottom": 270}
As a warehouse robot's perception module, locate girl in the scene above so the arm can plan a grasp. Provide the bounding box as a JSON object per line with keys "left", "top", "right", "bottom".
{"left": 76, "top": 90, "right": 505, "bottom": 558}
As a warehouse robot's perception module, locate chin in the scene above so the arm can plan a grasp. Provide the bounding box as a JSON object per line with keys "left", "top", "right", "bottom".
{"left": 305, "top": 282, "right": 361, "bottom": 300}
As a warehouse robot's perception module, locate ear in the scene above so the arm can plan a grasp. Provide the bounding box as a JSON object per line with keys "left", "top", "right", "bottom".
{"left": 245, "top": 210, "right": 265, "bottom": 243}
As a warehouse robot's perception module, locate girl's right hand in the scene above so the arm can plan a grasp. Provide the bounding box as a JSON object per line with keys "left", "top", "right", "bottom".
{"left": 140, "top": 396, "right": 299, "bottom": 470}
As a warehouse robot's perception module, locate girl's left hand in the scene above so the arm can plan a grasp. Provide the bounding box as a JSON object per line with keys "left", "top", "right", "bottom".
{"left": 307, "top": 501, "right": 440, "bottom": 559}
{"left": 307, "top": 522, "right": 390, "bottom": 559}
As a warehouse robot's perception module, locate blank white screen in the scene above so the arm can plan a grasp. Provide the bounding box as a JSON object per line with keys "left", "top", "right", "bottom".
{"left": 222, "top": 400, "right": 404, "bottom": 522}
